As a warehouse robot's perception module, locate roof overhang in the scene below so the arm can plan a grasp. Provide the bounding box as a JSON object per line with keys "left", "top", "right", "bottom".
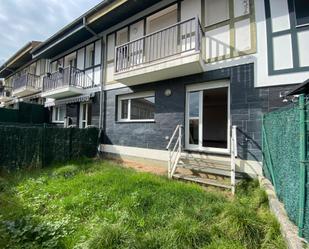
{"left": 32, "top": 0, "right": 162, "bottom": 59}
{"left": 0, "top": 41, "right": 41, "bottom": 78}
{"left": 287, "top": 78, "right": 309, "bottom": 96}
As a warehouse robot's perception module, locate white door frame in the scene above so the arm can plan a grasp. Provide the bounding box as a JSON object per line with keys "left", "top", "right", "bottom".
{"left": 185, "top": 80, "right": 230, "bottom": 155}
{"left": 79, "top": 102, "right": 90, "bottom": 128}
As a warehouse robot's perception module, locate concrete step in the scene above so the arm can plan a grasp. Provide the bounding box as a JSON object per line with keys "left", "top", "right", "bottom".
{"left": 182, "top": 151, "right": 231, "bottom": 162}
{"left": 172, "top": 173, "right": 233, "bottom": 189}
{"left": 177, "top": 157, "right": 244, "bottom": 178}
{"left": 177, "top": 163, "right": 243, "bottom": 178}
{"left": 179, "top": 157, "right": 230, "bottom": 169}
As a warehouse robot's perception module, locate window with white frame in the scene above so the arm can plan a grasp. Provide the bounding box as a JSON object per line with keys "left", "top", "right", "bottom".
{"left": 118, "top": 92, "right": 155, "bottom": 122}
{"left": 85, "top": 44, "right": 95, "bottom": 68}
{"left": 52, "top": 105, "right": 66, "bottom": 123}
{"left": 79, "top": 103, "right": 92, "bottom": 128}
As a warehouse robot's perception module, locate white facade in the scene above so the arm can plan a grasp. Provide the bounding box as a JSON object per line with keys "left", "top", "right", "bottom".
{"left": 100, "top": 0, "right": 309, "bottom": 89}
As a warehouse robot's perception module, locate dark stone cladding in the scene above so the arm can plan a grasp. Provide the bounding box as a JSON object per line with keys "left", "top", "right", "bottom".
{"left": 103, "top": 63, "right": 296, "bottom": 162}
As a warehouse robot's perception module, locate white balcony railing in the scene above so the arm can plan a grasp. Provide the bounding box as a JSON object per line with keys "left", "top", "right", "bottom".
{"left": 115, "top": 17, "right": 204, "bottom": 73}
{"left": 12, "top": 73, "right": 40, "bottom": 92}
{"left": 42, "top": 66, "right": 94, "bottom": 92}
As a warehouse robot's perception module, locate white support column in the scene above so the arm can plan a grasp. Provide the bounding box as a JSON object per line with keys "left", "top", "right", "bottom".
{"left": 231, "top": 125, "right": 237, "bottom": 195}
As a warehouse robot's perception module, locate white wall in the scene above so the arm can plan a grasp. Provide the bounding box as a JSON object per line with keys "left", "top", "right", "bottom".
{"left": 203, "top": 0, "right": 309, "bottom": 88}
{"left": 102, "top": 0, "right": 309, "bottom": 89}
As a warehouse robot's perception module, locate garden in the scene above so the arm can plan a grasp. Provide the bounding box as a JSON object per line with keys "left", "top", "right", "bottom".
{"left": 0, "top": 159, "right": 285, "bottom": 249}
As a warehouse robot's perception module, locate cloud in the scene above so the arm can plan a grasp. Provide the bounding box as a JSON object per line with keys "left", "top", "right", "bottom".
{"left": 0, "top": 0, "right": 102, "bottom": 63}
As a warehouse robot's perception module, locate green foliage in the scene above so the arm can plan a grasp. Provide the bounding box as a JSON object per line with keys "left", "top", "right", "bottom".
{"left": 1, "top": 215, "right": 70, "bottom": 249}
{"left": 88, "top": 223, "right": 134, "bottom": 249}
{"left": 53, "top": 165, "right": 79, "bottom": 178}
{"left": 0, "top": 176, "right": 9, "bottom": 192}
{"left": 203, "top": 239, "right": 246, "bottom": 249}
{"left": 0, "top": 161, "right": 286, "bottom": 249}
{"left": 0, "top": 126, "right": 99, "bottom": 171}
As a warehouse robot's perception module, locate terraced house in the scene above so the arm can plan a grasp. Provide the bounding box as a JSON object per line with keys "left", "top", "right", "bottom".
{"left": 1, "top": 0, "right": 309, "bottom": 189}
{"left": 0, "top": 41, "right": 47, "bottom": 108}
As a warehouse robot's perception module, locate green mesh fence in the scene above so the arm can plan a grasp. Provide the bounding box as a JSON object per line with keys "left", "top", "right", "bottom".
{"left": 263, "top": 105, "right": 300, "bottom": 223}
{"left": 263, "top": 99, "right": 309, "bottom": 240}
{"left": 0, "top": 125, "right": 99, "bottom": 171}
{"left": 0, "top": 102, "right": 48, "bottom": 124}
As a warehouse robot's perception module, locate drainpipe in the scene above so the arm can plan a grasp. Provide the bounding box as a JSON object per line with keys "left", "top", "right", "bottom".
{"left": 298, "top": 93, "right": 306, "bottom": 238}
{"left": 82, "top": 16, "right": 104, "bottom": 152}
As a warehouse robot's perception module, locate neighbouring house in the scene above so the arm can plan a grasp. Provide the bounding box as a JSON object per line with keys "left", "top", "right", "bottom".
{"left": 36, "top": 39, "right": 102, "bottom": 128}
{"left": 0, "top": 41, "right": 47, "bottom": 109}
{"left": 1, "top": 0, "right": 309, "bottom": 188}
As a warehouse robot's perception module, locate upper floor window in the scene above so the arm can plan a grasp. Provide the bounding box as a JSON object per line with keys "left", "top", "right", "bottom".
{"left": 118, "top": 92, "right": 155, "bottom": 122}
{"left": 294, "top": 0, "right": 309, "bottom": 26}
{"left": 85, "top": 44, "right": 95, "bottom": 68}
{"left": 205, "top": 0, "right": 230, "bottom": 26}
{"left": 64, "top": 52, "right": 77, "bottom": 68}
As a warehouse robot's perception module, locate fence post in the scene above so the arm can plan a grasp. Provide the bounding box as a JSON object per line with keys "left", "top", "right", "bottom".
{"left": 298, "top": 93, "right": 306, "bottom": 238}
{"left": 262, "top": 115, "right": 277, "bottom": 191}
{"left": 69, "top": 128, "right": 73, "bottom": 160}
{"left": 41, "top": 123, "right": 46, "bottom": 168}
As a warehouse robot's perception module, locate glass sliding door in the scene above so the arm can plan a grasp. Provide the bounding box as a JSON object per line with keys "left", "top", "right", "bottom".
{"left": 187, "top": 91, "right": 201, "bottom": 148}
{"left": 185, "top": 81, "right": 230, "bottom": 154}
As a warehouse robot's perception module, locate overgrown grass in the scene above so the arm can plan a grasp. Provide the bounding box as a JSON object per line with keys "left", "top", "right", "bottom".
{"left": 0, "top": 159, "right": 286, "bottom": 249}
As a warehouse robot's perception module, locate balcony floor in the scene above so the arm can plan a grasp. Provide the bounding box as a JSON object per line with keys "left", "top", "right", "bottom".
{"left": 0, "top": 96, "right": 13, "bottom": 102}
{"left": 114, "top": 51, "right": 204, "bottom": 86}
{"left": 41, "top": 86, "right": 86, "bottom": 99}
{"left": 13, "top": 86, "right": 41, "bottom": 98}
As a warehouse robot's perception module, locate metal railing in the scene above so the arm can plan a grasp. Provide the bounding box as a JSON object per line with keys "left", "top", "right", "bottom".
{"left": 12, "top": 73, "right": 40, "bottom": 91}
{"left": 230, "top": 125, "right": 238, "bottom": 195}
{"left": 43, "top": 66, "right": 94, "bottom": 92}
{"left": 166, "top": 125, "right": 183, "bottom": 178}
{"left": 0, "top": 87, "right": 11, "bottom": 98}
{"left": 115, "top": 16, "right": 204, "bottom": 72}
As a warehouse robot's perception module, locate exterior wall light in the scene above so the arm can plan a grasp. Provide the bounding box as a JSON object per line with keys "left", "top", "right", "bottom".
{"left": 164, "top": 89, "right": 172, "bottom": 97}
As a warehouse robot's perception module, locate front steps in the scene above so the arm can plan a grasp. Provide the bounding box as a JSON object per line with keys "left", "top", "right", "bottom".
{"left": 172, "top": 152, "right": 243, "bottom": 190}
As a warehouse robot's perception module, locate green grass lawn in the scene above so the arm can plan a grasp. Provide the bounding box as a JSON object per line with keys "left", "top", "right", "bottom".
{"left": 0, "top": 159, "right": 285, "bottom": 249}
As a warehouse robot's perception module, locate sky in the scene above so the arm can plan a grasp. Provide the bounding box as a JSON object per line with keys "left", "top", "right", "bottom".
{"left": 0, "top": 0, "right": 103, "bottom": 64}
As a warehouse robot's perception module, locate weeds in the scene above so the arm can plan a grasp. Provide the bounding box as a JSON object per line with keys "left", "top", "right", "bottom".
{"left": 0, "top": 160, "right": 285, "bottom": 249}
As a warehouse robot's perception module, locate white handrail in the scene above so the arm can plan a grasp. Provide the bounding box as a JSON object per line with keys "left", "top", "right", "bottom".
{"left": 167, "top": 125, "right": 183, "bottom": 178}
{"left": 230, "top": 125, "right": 237, "bottom": 195}
{"left": 166, "top": 125, "right": 181, "bottom": 150}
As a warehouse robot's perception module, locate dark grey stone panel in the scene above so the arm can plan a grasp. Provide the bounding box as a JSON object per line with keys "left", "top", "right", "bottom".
{"left": 104, "top": 63, "right": 297, "bottom": 162}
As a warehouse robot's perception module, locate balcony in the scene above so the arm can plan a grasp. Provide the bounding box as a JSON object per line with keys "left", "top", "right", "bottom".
{"left": 42, "top": 66, "right": 94, "bottom": 99}
{"left": 12, "top": 73, "right": 41, "bottom": 97}
{"left": 114, "top": 17, "right": 205, "bottom": 86}
{"left": 0, "top": 87, "right": 13, "bottom": 102}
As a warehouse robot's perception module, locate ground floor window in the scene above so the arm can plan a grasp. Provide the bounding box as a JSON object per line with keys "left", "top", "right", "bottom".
{"left": 52, "top": 105, "right": 66, "bottom": 123}
{"left": 117, "top": 91, "right": 155, "bottom": 122}
{"left": 79, "top": 102, "right": 92, "bottom": 128}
